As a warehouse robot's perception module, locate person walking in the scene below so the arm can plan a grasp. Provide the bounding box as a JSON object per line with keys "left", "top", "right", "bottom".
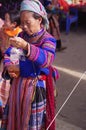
{"left": 40, "top": 0, "right": 67, "bottom": 51}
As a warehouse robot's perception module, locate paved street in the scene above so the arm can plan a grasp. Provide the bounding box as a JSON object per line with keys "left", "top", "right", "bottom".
{"left": 54, "top": 23, "right": 86, "bottom": 130}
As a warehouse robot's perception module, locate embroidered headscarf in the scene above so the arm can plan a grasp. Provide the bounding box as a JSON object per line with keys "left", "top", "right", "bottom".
{"left": 20, "top": 0, "right": 49, "bottom": 29}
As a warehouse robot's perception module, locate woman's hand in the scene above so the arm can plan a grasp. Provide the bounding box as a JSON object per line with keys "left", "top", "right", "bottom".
{"left": 9, "top": 37, "right": 28, "bottom": 50}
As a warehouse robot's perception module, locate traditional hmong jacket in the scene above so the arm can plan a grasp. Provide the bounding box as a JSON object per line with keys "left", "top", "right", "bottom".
{"left": 2, "top": 29, "right": 59, "bottom": 130}
{"left": 4, "top": 29, "right": 57, "bottom": 78}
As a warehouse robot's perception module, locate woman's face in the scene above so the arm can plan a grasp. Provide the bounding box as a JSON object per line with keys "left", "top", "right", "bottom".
{"left": 20, "top": 11, "right": 42, "bottom": 35}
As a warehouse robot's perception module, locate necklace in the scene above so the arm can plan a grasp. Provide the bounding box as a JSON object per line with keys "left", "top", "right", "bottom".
{"left": 28, "top": 28, "right": 44, "bottom": 38}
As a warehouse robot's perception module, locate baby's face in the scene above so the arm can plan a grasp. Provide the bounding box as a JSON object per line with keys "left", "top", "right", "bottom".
{"left": 4, "top": 13, "right": 11, "bottom": 29}
{"left": 4, "top": 13, "right": 14, "bottom": 30}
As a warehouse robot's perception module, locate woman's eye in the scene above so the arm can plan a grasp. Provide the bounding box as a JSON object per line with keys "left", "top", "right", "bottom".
{"left": 21, "top": 22, "right": 30, "bottom": 27}
{"left": 26, "top": 21, "right": 30, "bottom": 25}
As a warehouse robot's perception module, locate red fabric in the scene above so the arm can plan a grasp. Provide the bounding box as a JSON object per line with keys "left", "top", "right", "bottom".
{"left": 58, "top": 0, "right": 69, "bottom": 11}
{"left": 45, "top": 67, "right": 55, "bottom": 130}
{"left": 40, "top": 75, "right": 47, "bottom": 80}
{"left": 1, "top": 78, "right": 36, "bottom": 130}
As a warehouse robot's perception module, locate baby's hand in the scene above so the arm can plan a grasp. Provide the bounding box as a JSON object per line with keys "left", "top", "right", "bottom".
{"left": 8, "top": 72, "right": 18, "bottom": 78}
{"left": 7, "top": 65, "right": 20, "bottom": 78}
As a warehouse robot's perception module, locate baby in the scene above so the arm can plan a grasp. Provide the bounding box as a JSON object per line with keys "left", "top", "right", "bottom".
{"left": 2, "top": 10, "right": 23, "bottom": 78}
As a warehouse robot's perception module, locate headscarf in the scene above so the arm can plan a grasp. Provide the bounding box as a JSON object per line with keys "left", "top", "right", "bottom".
{"left": 20, "top": 0, "right": 49, "bottom": 29}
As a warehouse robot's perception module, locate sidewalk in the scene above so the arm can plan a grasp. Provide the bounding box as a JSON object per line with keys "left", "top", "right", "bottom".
{"left": 56, "top": 118, "right": 83, "bottom": 130}
{"left": 54, "top": 25, "right": 86, "bottom": 130}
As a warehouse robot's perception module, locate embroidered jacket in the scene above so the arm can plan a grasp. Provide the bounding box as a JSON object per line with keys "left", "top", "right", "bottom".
{"left": 4, "top": 29, "right": 57, "bottom": 77}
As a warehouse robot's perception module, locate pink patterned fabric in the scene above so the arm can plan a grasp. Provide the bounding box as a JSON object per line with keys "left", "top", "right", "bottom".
{"left": 1, "top": 77, "right": 37, "bottom": 130}
{"left": 0, "top": 18, "right": 4, "bottom": 28}
{"left": 0, "top": 74, "right": 10, "bottom": 108}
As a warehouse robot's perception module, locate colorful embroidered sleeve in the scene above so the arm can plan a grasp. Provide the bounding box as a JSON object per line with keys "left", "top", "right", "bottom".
{"left": 27, "top": 34, "right": 56, "bottom": 68}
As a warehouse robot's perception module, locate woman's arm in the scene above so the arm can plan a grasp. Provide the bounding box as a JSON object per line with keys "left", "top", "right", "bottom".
{"left": 27, "top": 37, "right": 56, "bottom": 68}
{"left": 9, "top": 35, "right": 56, "bottom": 68}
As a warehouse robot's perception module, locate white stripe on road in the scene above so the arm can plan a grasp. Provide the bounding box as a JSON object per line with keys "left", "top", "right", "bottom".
{"left": 53, "top": 66, "right": 86, "bottom": 80}
{"left": 47, "top": 70, "right": 86, "bottom": 130}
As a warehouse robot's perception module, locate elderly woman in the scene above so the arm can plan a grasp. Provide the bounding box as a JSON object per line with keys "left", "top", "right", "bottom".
{"left": 1, "top": 0, "right": 58, "bottom": 130}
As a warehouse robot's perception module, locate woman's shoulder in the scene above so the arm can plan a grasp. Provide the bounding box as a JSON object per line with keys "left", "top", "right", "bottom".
{"left": 42, "top": 31, "right": 56, "bottom": 43}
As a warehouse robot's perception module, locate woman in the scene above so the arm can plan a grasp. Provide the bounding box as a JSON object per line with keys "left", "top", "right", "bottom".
{"left": 1, "top": 0, "right": 58, "bottom": 130}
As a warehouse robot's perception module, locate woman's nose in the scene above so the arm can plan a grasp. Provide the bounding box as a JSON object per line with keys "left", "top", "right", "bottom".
{"left": 21, "top": 24, "right": 28, "bottom": 29}
{"left": 23, "top": 24, "right": 27, "bottom": 28}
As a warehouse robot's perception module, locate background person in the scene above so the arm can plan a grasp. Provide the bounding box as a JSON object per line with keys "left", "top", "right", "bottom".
{"left": 40, "top": 0, "right": 67, "bottom": 51}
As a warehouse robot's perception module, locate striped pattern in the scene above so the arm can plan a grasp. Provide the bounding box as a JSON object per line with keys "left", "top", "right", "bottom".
{"left": 27, "top": 31, "right": 56, "bottom": 68}
{"left": 1, "top": 30, "right": 56, "bottom": 130}
{"left": 2, "top": 77, "right": 37, "bottom": 130}
{"left": 4, "top": 30, "right": 56, "bottom": 75}
{"left": 29, "top": 92, "right": 46, "bottom": 129}
{"left": 0, "top": 74, "right": 10, "bottom": 108}
{"left": 2, "top": 77, "right": 46, "bottom": 130}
